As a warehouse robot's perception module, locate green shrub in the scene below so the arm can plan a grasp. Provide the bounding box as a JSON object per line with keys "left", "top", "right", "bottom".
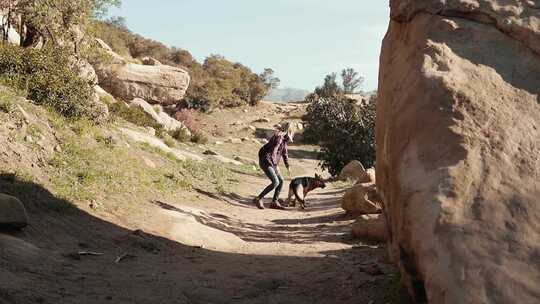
{"left": 109, "top": 100, "right": 161, "bottom": 129}
{"left": 93, "top": 20, "right": 274, "bottom": 111}
{"left": 191, "top": 130, "right": 209, "bottom": 144}
{"left": 169, "top": 128, "right": 191, "bottom": 143}
{"left": 303, "top": 95, "right": 377, "bottom": 176}
{"left": 0, "top": 90, "right": 16, "bottom": 113}
{"left": 0, "top": 44, "right": 95, "bottom": 119}
{"left": 163, "top": 135, "right": 177, "bottom": 148}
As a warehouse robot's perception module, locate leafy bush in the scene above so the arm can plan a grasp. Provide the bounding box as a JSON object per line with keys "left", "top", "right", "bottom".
{"left": 0, "top": 89, "right": 16, "bottom": 113}
{"left": 174, "top": 109, "right": 200, "bottom": 133}
{"left": 108, "top": 100, "right": 163, "bottom": 133}
{"left": 191, "top": 130, "right": 209, "bottom": 144}
{"left": 174, "top": 108, "right": 208, "bottom": 144}
{"left": 303, "top": 95, "right": 377, "bottom": 176}
{"left": 169, "top": 128, "right": 191, "bottom": 143}
{"left": 0, "top": 44, "right": 95, "bottom": 119}
{"left": 93, "top": 21, "right": 276, "bottom": 111}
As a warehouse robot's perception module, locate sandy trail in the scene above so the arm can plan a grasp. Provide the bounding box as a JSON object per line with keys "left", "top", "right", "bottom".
{"left": 1, "top": 145, "right": 400, "bottom": 304}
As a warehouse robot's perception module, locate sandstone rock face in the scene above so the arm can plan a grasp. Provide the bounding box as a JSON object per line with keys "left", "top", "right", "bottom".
{"left": 351, "top": 214, "right": 387, "bottom": 242}
{"left": 0, "top": 10, "right": 21, "bottom": 45}
{"left": 95, "top": 38, "right": 126, "bottom": 64}
{"left": 377, "top": 1, "right": 540, "bottom": 303}
{"left": 339, "top": 160, "right": 372, "bottom": 183}
{"left": 0, "top": 193, "right": 28, "bottom": 229}
{"left": 341, "top": 183, "right": 382, "bottom": 216}
{"left": 130, "top": 98, "right": 190, "bottom": 133}
{"left": 96, "top": 63, "right": 190, "bottom": 105}
{"left": 77, "top": 60, "right": 98, "bottom": 85}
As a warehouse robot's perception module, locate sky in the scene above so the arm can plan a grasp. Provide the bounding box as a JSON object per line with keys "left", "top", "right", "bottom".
{"left": 110, "top": 1, "right": 390, "bottom": 92}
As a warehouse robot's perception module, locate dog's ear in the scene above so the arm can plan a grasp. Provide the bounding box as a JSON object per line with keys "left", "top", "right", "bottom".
{"left": 315, "top": 173, "right": 320, "bottom": 179}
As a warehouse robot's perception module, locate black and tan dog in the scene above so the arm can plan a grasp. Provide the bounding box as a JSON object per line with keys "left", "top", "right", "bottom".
{"left": 283, "top": 174, "right": 326, "bottom": 209}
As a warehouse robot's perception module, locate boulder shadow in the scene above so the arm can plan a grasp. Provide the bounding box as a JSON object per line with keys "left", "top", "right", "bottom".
{"left": 0, "top": 173, "right": 404, "bottom": 304}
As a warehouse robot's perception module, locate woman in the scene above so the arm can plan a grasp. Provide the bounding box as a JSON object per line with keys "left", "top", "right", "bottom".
{"left": 253, "top": 122, "right": 294, "bottom": 210}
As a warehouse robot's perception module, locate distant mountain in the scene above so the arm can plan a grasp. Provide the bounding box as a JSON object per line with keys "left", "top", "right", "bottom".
{"left": 265, "top": 87, "right": 310, "bottom": 103}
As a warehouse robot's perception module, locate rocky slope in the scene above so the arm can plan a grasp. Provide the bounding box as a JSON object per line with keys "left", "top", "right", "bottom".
{"left": 377, "top": 1, "right": 540, "bottom": 303}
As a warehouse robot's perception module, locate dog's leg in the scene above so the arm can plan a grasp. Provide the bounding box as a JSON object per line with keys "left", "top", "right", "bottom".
{"left": 286, "top": 186, "right": 295, "bottom": 207}
{"left": 303, "top": 188, "right": 313, "bottom": 208}
{"left": 294, "top": 185, "right": 306, "bottom": 209}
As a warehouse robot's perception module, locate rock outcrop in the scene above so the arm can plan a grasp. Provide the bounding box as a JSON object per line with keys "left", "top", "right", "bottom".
{"left": 93, "top": 39, "right": 190, "bottom": 105}
{"left": 341, "top": 183, "right": 382, "bottom": 216}
{"left": 339, "top": 160, "right": 372, "bottom": 183}
{"left": 130, "top": 98, "right": 190, "bottom": 133}
{"left": 0, "top": 10, "right": 21, "bottom": 45}
{"left": 96, "top": 63, "right": 190, "bottom": 105}
{"left": 377, "top": 1, "right": 540, "bottom": 303}
{"left": 351, "top": 214, "right": 387, "bottom": 242}
{"left": 0, "top": 193, "right": 28, "bottom": 229}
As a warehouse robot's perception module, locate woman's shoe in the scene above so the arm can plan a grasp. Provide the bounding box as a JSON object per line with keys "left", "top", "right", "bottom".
{"left": 253, "top": 197, "right": 264, "bottom": 209}
{"left": 270, "top": 201, "right": 285, "bottom": 210}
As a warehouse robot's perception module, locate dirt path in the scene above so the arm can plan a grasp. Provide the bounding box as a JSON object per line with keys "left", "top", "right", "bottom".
{"left": 1, "top": 141, "right": 401, "bottom": 304}
{"left": 96, "top": 147, "right": 402, "bottom": 304}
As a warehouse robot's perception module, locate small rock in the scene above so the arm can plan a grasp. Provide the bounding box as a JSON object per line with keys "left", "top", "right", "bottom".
{"left": 227, "top": 138, "right": 242, "bottom": 144}
{"left": 214, "top": 141, "right": 224, "bottom": 145}
{"left": 241, "top": 137, "right": 249, "bottom": 142}
{"left": 248, "top": 125, "right": 257, "bottom": 131}
{"left": 260, "top": 138, "right": 269, "bottom": 144}
{"left": 24, "top": 135, "right": 33, "bottom": 143}
{"left": 0, "top": 193, "right": 29, "bottom": 229}
{"left": 254, "top": 118, "right": 271, "bottom": 123}
{"left": 203, "top": 150, "right": 219, "bottom": 156}
{"left": 243, "top": 109, "right": 248, "bottom": 113}
{"left": 142, "top": 157, "right": 156, "bottom": 168}
{"left": 54, "top": 145, "right": 62, "bottom": 153}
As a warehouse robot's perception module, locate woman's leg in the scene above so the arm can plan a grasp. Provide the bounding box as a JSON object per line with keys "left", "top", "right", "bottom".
{"left": 272, "top": 173, "right": 284, "bottom": 202}
{"left": 257, "top": 166, "right": 279, "bottom": 200}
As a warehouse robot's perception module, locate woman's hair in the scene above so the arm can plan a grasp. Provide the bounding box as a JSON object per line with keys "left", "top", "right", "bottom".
{"left": 275, "top": 121, "right": 295, "bottom": 142}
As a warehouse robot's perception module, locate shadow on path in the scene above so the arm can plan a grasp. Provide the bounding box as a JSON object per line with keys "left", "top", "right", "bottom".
{"left": 0, "top": 173, "right": 409, "bottom": 304}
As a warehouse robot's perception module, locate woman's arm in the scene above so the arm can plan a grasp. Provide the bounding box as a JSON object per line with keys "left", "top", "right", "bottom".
{"left": 270, "top": 135, "right": 283, "bottom": 167}
{"left": 282, "top": 143, "right": 290, "bottom": 170}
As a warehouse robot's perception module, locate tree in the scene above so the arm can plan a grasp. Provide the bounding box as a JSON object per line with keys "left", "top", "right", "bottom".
{"left": 341, "top": 68, "right": 364, "bottom": 94}
{"left": 302, "top": 94, "right": 377, "bottom": 176}
{"left": 0, "top": 0, "right": 16, "bottom": 43}
{"left": 92, "top": 0, "right": 121, "bottom": 19}
{"left": 170, "top": 48, "right": 196, "bottom": 68}
{"left": 314, "top": 73, "right": 342, "bottom": 99}
{"left": 14, "top": 0, "right": 120, "bottom": 50}
{"left": 260, "top": 68, "right": 280, "bottom": 90}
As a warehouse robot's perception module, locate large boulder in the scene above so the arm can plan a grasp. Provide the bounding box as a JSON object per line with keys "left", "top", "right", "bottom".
{"left": 130, "top": 98, "right": 190, "bottom": 134}
{"left": 95, "top": 38, "right": 126, "bottom": 64}
{"left": 0, "top": 10, "right": 21, "bottom": 45}
{"left": 341, "top": 183, "right": 382, "bottom": 216}
{"left": 377, "top": 1, "right": 540, "bottom": 303}
{"left": 96, "top": 63, "right": 190, "bottom": 105}
{"left": 351, "top": 214, "right": 387, "bottom": 242}
{"left": 339, "top": 160, "right": 372, "bottom": 183}
{"left": 76, "top": 59, "right": 98, "bottom": 85}
{"left": 0, "top": 193, "right": 28, "bottom": 229}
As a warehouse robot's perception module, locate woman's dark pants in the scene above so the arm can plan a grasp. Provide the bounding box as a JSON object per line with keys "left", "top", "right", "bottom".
{"left": 257, "top": 164, "right": 284, "bottom": 202}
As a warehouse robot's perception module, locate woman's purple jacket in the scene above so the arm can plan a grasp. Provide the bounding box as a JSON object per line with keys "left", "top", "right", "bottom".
{"left": 258, "top": 133, "right": 290, "bottom": 169}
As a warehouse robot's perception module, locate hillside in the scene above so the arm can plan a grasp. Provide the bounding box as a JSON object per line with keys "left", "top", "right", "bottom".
{"left": 0, "top": 86, "right": 404, "bottom": 303}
